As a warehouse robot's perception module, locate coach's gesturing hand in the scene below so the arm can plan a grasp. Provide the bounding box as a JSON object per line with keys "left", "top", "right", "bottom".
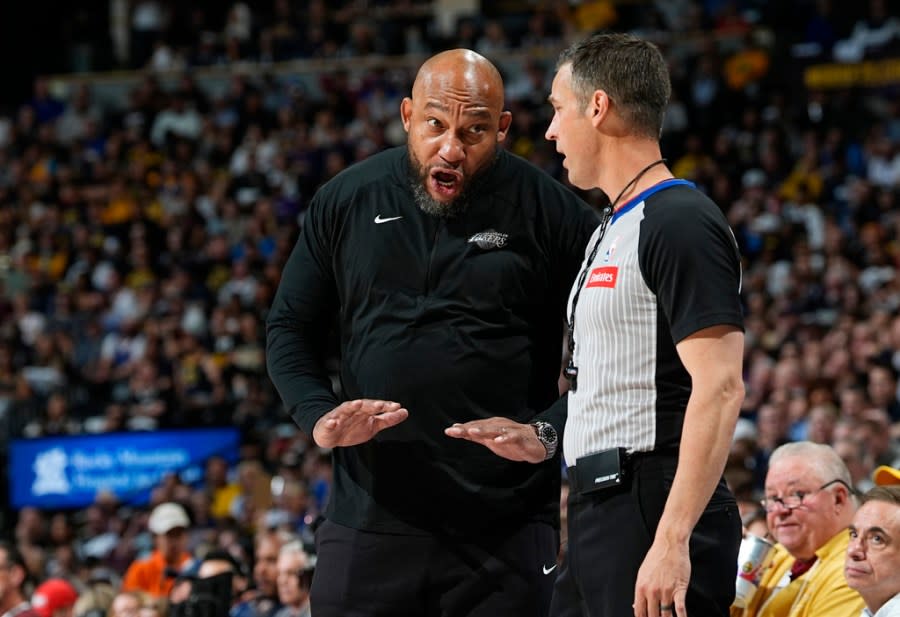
{"left": 313, "top": 399, "right": 409, "bottom": 448}
{"left": 445, "top": 418, "right": 547, "bottom": 463}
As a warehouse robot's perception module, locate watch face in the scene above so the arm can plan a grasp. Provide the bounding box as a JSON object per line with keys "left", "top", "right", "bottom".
{"left": 532, "top": 422, "right": 557, "bottom": 460}
{"left": 536, "top": 423, "right": 556, "bottom": 444}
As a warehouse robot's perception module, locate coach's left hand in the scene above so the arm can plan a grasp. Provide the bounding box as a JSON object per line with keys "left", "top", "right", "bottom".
{"left": 445, "top": 418, "right": 546, "bottom": 463}
{"left": 633, "top": 536, "right": 690, "bottom": 617}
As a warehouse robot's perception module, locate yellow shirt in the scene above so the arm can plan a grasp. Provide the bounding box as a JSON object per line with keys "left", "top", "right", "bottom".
{"left": 211, "top": 483, "right": 241, "bottom": 519}
{"left": 732, "top": 530, "right": 865, "bottom": 617}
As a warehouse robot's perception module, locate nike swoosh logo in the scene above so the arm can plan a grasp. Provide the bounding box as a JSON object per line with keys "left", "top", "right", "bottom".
{"left": 374, "top": 215, "right": 403, "bottom": 224}
{"left": 543, "top": 564, "right": 558, "bottom": 575}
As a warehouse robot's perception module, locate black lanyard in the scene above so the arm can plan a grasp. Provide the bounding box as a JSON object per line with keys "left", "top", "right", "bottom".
{"left": 564, "top": 159, "right": 667, "bottom": 392}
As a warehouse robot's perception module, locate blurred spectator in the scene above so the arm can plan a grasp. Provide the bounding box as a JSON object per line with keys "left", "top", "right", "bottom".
{"left": 806, "top": 403, "right": 838, "bottom": 444}
{"left": 171, "top": 331, "right": 226, "bottom": 426}
{"left": 273, "top": 541, "right": 312, "bottom": 617}
{"left": 263, "top": 480, "right": 311, "bottom": 540}
{"left": 856, "top": 410, "right": 900, "bottom": 468}
{"left": 150, "top": 94, "right": 202, "bottom": 150}
{"left": 205, "top": 455, "right": 241, "bottom": 521}
{"left": 751, "top": 403, "right": 791, "bottom": 488}
{"left": 71, "top": 581, "right": 115, "bottom": 617}
{"left": 75, "top": 504, "right": 121, "bottom": 568}
{"left": 217, "top": 259, "right": 258, "bottom": 308}
{"left": 28, "top": 79, "right": 65, "bottom": 126}
{"left": 833, "top": 0, "right": 899, "bottom": 62}
{"left": 227, "top": 460, "right": 272, "bottom": 533}
{"left": 130, "top": 1, "right": 169, "bottom": 69}
{"left": 723, "top": 32, "right": 771, "bottom": 93}
{"left": 15, "top": 508, "right": 47, "bottom": 548}
{"left": 122, "top": 358, "right": 171, "bottom": 430}
{"left": 834, "top": 437, "right": 876, "bottom": 494}
{"left": 475, "top": 20, "right": 510, "bottom": 57}
{"left": 122, "top": 503, "right": 194, "bottom": 598}
{"left": 868, "top": 365, "right": 900, "bottom": 423}
{"left": 22, "top": 391, "right": 80, "bottom": 438}
{"left": 743, "top": 506, "right": 770, "bottom": 541}
{"left": 31, "top": 579, "right": 77, "bottom": 617}
{"left": 55, "top": 85, "right": 103, "bottom": 147}
{"left": 0, "top": 541, "right": 40, "bottom": 617}
{"left": 250, "top": 530, "right": 288, "bottom": 617}
{"left": 845, "top": 486, "right": 900, "bottom": 617}
{"left": 108, "top": 590, "right": 164, "bottom": 617}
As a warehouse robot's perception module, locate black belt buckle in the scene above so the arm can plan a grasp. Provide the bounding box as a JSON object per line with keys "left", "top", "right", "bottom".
{"left": 575, "top": 447, "right": 629, "bottom": 494}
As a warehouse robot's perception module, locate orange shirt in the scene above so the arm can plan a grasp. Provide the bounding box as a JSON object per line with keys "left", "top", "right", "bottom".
{"left": 122, "top": 550, "right": 193, "bottom": 598}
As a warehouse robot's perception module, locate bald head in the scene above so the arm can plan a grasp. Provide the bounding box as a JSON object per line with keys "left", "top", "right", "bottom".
{"left": 411, "top": 49, "right": 505, "bottom": 114}
{"left": 401, "top": 48, "right": 512, "bottom": 218}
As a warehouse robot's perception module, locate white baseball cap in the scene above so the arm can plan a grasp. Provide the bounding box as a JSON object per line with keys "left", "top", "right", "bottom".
{"left": 148, "top": 502, "right": 190, "bottom": 535}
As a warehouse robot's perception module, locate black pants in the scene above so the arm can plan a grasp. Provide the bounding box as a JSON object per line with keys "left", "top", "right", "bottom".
{"left": 550, "top": 454, "right": 741, "bottom": 617}
{"left": 311, "top": 519, "right": 559, "bottom": 617}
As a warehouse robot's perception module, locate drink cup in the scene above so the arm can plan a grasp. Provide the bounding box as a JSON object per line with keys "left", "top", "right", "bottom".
{"left": 734, "top": 534, "right": 775, "bottom": 608}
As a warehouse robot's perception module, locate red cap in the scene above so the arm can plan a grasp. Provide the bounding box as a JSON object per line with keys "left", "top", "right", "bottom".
{"left": 32, "top": 579, "right": 78, "bottom": 617}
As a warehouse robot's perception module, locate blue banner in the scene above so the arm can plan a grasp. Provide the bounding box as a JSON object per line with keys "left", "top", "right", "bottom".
{"left": 9, "top": 428, "right": 240, "bottom": 509}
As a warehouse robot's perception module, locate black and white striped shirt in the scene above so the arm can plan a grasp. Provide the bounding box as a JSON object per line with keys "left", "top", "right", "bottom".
{"left": 564, "top": 180, "right": 743, "bottom": 465}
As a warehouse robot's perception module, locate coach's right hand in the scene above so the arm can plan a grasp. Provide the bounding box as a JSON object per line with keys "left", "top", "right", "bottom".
{"left": 313, "top": 399, "right": 409, "bottom": 448}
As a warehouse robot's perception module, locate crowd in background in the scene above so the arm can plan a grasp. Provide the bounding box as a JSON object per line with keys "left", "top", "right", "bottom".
{"left": 0, "top": 0, "right": 899, "bottom": 614}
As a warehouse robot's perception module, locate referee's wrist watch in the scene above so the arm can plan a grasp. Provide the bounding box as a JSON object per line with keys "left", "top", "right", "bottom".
{"left": 530, "top": 421, "right": 558, "bottom": 461}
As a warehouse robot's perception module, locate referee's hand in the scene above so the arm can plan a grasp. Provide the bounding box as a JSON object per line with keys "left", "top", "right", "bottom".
{"left": 445, "top": 418, "right": 546, "bottom": 463}
{"left": 313, "top": 399, "right": 408, "bottom": 448}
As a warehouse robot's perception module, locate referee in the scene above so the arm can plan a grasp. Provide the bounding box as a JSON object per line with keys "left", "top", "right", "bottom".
{"left": 450, "top": 33, "right": 745, "bottom": 617}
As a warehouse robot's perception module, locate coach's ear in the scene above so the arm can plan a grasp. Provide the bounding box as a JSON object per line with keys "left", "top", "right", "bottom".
{"left": 400, "top": 97, "right": 412, "bottom": 132}
{"left": 497, "top": 110, "right": 512, "bottom": 142}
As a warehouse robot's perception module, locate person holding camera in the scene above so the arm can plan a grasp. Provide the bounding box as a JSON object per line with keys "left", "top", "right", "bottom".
{"left": 168, "top": 549, "right": 256, "bottom": 617}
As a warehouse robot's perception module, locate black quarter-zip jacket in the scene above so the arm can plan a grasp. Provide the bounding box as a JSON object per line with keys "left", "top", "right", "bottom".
{"left": 267, "top": 146, "right": 598, "bottom": 536}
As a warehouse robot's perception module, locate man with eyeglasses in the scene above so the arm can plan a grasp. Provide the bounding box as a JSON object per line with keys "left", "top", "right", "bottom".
{"left": 845, "top": 486, "right": 900, "bottom": 617}
{"left": 732, "top": 441, "right": 866, "bottom": 617}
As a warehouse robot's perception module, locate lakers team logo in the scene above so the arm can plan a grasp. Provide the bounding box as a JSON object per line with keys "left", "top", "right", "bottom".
{"left": 468, "top": 230, "right": 509, "bottom": 250}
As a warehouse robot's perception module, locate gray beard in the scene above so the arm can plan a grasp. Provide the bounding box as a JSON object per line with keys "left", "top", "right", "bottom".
{"left": 407, "top": 148, "right": 498, "bottom": 219}
{"left": 409, "top": 178, "right": 469, "bottom": 219}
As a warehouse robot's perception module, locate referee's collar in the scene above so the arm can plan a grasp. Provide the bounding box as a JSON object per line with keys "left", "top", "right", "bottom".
{"left": 611, "top": 179, "right": 695, "bottom": 223}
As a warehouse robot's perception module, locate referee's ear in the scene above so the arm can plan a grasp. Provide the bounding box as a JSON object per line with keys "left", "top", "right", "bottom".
{"left": 589, "top": 89, "right": 611, "bottom": 129}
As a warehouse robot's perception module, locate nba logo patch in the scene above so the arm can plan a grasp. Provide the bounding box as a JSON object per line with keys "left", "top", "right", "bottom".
{"left": 604, "top": 235, "right": 620, "bottom": 262}
{"left": 586, "top": 266, "right": 618, "bottom": 288}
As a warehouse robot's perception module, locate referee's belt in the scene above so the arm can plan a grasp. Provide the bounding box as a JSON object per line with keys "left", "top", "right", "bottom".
{"left": 567, "top": 447, "right": 678, "bottom": 495}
